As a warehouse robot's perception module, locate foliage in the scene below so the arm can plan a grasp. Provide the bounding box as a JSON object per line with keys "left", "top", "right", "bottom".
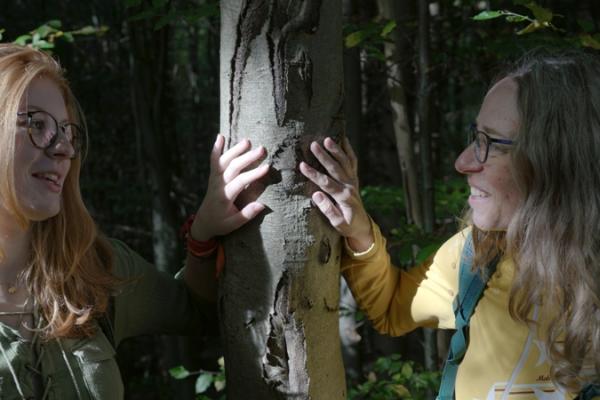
{"left": 344, "top": 18, "right": 397, "bottom": 61}
{"left": 473, "top": 0, "right": 600, "bottom": 49}
{"left": 348, "top": 354, "right": 440, "bottom": 400}
{"left": 126, "top": 0, "right": 219, "bottom": 30}
{"left": 11, "top": 20, "right": 108, "bottom": 52}
{"left": 361, "top": 178, "right": 468, "bottom": 267}
{"left": 169, "top": 357, "right": 226, "bottom": 400}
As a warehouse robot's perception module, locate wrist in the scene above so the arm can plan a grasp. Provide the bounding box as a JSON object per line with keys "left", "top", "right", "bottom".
{"left": 347, "top": 223, "right": 374, "bottom": 253}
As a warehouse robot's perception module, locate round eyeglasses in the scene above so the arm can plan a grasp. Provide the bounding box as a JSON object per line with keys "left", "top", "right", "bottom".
{"left": 17, "top": 110, "right": 83, "bottom": 159}
{"left": 468, "top": 123, "right": 515, "bottom": 163}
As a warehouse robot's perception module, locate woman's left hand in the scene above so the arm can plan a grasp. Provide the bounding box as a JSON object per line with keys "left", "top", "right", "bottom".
{"left": 190, "top": 134, "right": 269, "bottom": 241}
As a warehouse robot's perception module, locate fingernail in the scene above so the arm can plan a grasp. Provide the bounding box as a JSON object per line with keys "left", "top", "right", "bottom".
{"left": 314, "top": 192, "right": 324, "bottom": 203}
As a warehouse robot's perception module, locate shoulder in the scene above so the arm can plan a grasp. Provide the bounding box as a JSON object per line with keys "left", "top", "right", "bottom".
{"left": 105, "top": 238, "right": 154, "bottom": 279}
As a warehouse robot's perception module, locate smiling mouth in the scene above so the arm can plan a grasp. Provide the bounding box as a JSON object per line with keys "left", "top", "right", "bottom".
{"left": 32, "top": 172, "right": 63, "bottom": 192}
{"left": 470, "top": 186, "right": 489, "bottom": 198}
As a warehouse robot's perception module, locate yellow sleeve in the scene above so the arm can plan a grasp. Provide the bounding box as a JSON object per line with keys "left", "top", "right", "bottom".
{"left": 341, "top": 220, "right": 469, "bottom": 336}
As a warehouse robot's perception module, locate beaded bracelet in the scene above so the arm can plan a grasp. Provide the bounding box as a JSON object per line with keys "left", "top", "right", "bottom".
{"left": 180, "top": 214, "right": 224, "bottom": 277}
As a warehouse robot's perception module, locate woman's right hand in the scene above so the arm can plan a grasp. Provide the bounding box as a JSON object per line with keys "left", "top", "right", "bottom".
{"left": 299, "top": 137, "right": 374, "bottom": 252}
{"left": 190, "top": 135, "right": 269, "bottom": 241}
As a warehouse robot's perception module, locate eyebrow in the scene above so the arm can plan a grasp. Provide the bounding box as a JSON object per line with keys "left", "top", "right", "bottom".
{"left": 477, "top": 122, "right": 515, "bottom": 139}
{"left": 26, "top": 105, "right": 70, "bottom": 124}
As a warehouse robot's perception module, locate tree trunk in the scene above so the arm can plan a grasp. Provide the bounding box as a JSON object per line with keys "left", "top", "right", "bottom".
{"left": 417, "top": 0, "right": 438, "bottom": 381}
{"left": 219, "top": 1, "right": 346, "bottom": 399}
{"left": 417, "top": 0, "right": 434, "bottom": 234}
{"left": 377, "top": 0, "right": 422, "bottom": 228}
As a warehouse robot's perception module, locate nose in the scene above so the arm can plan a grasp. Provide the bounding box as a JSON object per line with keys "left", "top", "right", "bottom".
{"left": 45, "top": 132, "right": 76, "bottom": 160}
{"left": 455, "top": 143, "right": 483, "bottom": 175}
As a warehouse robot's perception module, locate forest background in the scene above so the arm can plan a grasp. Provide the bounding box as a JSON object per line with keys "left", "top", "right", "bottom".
{"left": 1, "top": 0, "right": 599, "bottom": 399}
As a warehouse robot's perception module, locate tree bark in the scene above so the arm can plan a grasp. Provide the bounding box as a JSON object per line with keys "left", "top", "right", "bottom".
{"left": 219, "top": 1, "right": 345, "bottom": 399}
{"left": 377, "top": 0, "right": 422, "bottom": 228}
{"left": 417, "top": 0, "right": 434, "bottom": 233}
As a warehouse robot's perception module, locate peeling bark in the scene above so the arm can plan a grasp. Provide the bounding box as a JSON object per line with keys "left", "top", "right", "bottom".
{"left": 219, "top": 1, "right": 345, "bottom": 399}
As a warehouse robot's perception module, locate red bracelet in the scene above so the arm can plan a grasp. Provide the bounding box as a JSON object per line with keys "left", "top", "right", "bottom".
{"left": 181, "top": 214, "right": 225, "bottom": 278}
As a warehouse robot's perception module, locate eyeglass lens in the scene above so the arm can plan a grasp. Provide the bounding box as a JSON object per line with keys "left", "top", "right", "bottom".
{"left": 25, "top": 111, "right": 81, "bottom": 156}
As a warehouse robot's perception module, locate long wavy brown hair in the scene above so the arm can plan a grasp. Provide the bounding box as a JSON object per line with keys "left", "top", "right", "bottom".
{"left": 0, "top": 44, "right": 118, "bottom": 339}
{"left": 470, "top": 49, "right": 600, "bottom": 391}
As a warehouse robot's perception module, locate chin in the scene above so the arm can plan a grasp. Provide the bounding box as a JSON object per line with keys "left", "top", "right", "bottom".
{"left": 24, "top": 204, "right": 62, "bottom": 222}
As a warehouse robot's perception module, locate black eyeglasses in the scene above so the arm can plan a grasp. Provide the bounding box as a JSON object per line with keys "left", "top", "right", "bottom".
{"left": 16, "top": 110, "right": 83, "bottom": 159}
{"left": 468, "top": 123, "right": 515, "bottom": 163}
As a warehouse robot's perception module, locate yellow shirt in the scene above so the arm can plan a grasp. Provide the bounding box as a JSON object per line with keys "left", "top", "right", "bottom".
{"left": 342, "top": 222, "right": 575, "bottom": 400}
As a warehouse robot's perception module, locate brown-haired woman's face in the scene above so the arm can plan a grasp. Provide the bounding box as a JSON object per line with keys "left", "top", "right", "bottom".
{"left": 455, "top": 77, "right": 522, "bottom": 231}
{"left": 12, "top": 78, "right": 73, "bottom": 221}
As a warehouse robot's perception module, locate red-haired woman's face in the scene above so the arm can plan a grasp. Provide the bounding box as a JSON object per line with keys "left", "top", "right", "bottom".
{"left": 455, "top": 77, "right": 522, "bottom": 231}
{"left": 12, "top": 78, "right": 73, "bottom": 221}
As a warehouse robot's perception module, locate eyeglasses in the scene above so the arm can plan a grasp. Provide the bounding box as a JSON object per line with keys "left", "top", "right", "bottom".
{"left": 16, "top": 110, "right": 83, "bottom": 159}
{"left": 468, "top": 123, "right": 515, "bottom": 163}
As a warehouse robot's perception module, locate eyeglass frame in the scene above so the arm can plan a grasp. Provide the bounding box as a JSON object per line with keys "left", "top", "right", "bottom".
{"left": 468, "top": 123, "right": 515, "bottom": 163}
{"left": 16, "top": 110, "right": 83, "bottom": 159}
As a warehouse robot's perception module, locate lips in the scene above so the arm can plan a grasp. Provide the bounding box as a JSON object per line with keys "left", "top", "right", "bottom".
{"left": 32, "top": 171, "right": 64, "bottom": 193}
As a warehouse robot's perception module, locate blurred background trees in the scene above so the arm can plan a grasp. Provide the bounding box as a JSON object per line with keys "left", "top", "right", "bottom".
{"left": 2, "top": 0, "right": 599, "bottom": 398}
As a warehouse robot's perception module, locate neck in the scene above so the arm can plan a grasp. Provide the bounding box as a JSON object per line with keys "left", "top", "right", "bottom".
{"left": 0, "top": 207, "right": 31, "bottom": 283}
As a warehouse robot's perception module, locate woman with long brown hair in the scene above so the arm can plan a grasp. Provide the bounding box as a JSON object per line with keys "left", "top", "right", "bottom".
{"left": 301, "top": 49, "right": 600, "bottom": 399}
{"left": 0, "top": 44, "right": 267, "bottom": 398}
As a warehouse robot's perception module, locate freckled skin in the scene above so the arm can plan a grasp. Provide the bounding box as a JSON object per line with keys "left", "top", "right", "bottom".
{"left": 455, "top": 77, "right": 522, "bottom": 231}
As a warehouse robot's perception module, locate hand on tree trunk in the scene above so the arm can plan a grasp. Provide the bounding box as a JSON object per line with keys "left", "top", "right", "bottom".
{"left": 191, "top": 134, "right": 270, "bottom": 241}
{"left": 299, "top": 136, "right": 374, "bottom": 253}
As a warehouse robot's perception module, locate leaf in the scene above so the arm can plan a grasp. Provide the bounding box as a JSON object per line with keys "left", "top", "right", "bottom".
{"left": 391, "top": 384, "right": 411, "bottom": 397}
{"left": 168, "top": 366, "right": 190, "bottom": 380}
{"left": 380, "top": 20, "right": 397, "bottom": 37}
{"left": 401, "top": 363, "right": 413, "bottom": 378}
{"left": 0, "top": 29, "right": 4, "bottom": 41}
{"left": 345, "top": 31, "right": 366, "bottom": 48}
{"left": 516, "top": 20, "right": 542, "bottom": 35}
{"left": 214, "top": 378, "right": 226, "bottom": 392}
{"left": 472, "top": 10, "right": 504, "bottom": 21}
{"left": 217, "top": 357, "right": 225, "bottom": 369}
{"left": 14, "top": 34, "right": 31, "bottom": 46}
{"left": 34, "top": 24, "right": 57, "bottom": 39}
{"left": 580, "top": 33, "right": 600, "bottom": 50}
{"left": 63, "top": 32, "right": 75, "bottom": 43}
{"left": 523, "top": 2, "right": 553, "bottom": 23}
{"left": 195, "top": 374, "right": 213, "bottom": 394}
{"left": 47, "top": 20, "right": 62, "bottom": 29}
{"left": 415, "top": 243, "right": 441, "bottom": 264}
{"left": 505, "top": 15, "right": 528, "bottom": 22}
{"left": 577, "top": 19, "right": 595, "bottom": 33}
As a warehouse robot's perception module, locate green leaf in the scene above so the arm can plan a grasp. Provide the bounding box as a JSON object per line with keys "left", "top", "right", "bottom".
{"left": 580, "top": 33, "right": 600, "bottom": 50}
{"left": 577, "top": 19, "right": 595, "bottom": 33}
{"left": 516, "top": 20, "right": 542, "bottom": 35}
{"left": 195, "top": 374, "right": 213, "bottom": 394}
{"left": 523, "top": 2, "right": 553, "bottom": 23}
{"left": 14, "top": 34, "right": 31, "bottom": 46}
{"left": 47, "top": 20, "right": 62, "bottom": 29}
{"left": 168, "top": 366, "right": 190, "bottom": 380}
{"left": 34, "top": 24, "right": 57, "bottom": 39}
{"left": 0, "top": 29, "right": 4, "bottom": 41}
{"left": 415, "top": 243, "right": 441, "bottom": 264}
{"left": 345, "top": 31, "right": 366, "bottom": 48}
{"left": 63, "top": 32, "right": 74, "bottom": 43}
{"left": 505, "top": 15, "right": 528, "bottom": 22}
{"left": 380, "top": 20, "right": 397, "bottom": 37}
{"left": 401, "top": 363, "right": 413, "bottom": 378}
{"left": 472, "top": 10, "right": 504, "bottom": 21}
{"left": 214, "top": 377, "right": 226, "bottom": 392}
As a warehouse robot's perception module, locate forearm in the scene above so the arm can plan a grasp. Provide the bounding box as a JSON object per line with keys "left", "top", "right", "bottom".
{"left": 184, "top": 252, "right": 218, "bottom": 303}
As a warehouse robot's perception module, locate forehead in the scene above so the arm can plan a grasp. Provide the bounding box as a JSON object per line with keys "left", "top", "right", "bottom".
{"left": 477, "top": 77, "right": 520, "bottom": 139}
{"left": 21, "top": 77, "right": 68, "bottom": 121}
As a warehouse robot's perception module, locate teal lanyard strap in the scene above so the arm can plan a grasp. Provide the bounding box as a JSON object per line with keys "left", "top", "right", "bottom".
{"left": 437, "top": 234, "right": 499, "bottom": 400}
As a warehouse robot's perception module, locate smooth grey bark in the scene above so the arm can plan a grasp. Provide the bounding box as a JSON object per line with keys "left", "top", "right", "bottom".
{"left": 219, "top": 1, "right": 345, "bottom": 399}
{"left": 377, "top": 0, "right": 422, "bottom": 228}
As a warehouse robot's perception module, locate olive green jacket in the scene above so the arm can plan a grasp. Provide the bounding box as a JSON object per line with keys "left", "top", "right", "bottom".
{"left": 0, "top": 239, "right": 216, "bottom": 399}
